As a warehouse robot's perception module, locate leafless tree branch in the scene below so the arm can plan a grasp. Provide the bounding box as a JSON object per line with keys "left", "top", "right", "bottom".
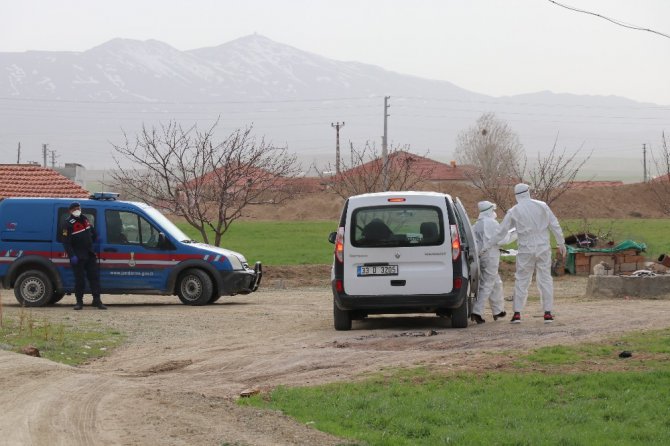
{"left": 454, "top": 113, "right": 525, "bottom": 211}
{"left": 647, "top": 132, "right": 670, "bottom": 215}
{"left": 111, "top": 120, "right": 299, "bottom": 246}
{"left": 317, "top": 143, "right": 432, "bottom": 199}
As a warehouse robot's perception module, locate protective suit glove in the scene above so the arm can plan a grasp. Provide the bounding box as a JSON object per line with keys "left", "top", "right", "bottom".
{"left": 70, "top": 255, "right": 79, "bottom": 265}
{"left": 557, "top": 245, "right": 567, "bottom": 258}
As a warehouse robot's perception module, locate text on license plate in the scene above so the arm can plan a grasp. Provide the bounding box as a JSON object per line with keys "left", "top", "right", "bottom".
{"left": 357, "top": 265, "right": 399, "bottom": 276}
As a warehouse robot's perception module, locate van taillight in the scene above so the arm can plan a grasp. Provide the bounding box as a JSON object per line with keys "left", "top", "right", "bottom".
{"left": 335, "top": 227, "right": 344, "bottom": 263}
{"left": 336, "top": 279, "right": 344, "bottom": 293}
{"left": 450, "top": 224, "right": 461, "bottom": 261}
{"left": 454, "top": 277, "right": 462, "bottom": 289}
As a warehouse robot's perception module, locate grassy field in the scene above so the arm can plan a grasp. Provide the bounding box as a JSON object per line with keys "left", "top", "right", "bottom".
{"left": 0, "top": 307, "right": 124, "bottom": 366}
{"left": 241, "top": 328, "right": 670, "bottom": 445}
{"left": 177, "top": 218, "right": 669, "bottom": 266}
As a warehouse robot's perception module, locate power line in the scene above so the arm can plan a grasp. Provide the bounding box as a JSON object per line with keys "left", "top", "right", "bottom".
{"left": 547, "top": 0, "right": 670, "bottom": 40}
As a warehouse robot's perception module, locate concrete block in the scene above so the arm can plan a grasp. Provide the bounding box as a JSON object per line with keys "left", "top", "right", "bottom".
{"left": 586, "top": 275, "right": 670, "bottom": 299}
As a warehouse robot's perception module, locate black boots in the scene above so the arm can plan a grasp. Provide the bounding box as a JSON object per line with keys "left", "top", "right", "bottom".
{"left": 74, "top": 299, "right": 106, "bottom": 310}
{"left": 470, "top": 313, "right": 485, "bottom": 324}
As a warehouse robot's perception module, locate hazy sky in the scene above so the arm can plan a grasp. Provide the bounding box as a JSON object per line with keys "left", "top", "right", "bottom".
{"left": 2, "top": 0, "right": 669, "bottom": 105}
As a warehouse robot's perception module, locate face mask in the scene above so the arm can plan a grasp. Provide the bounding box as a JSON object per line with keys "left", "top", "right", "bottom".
{"left": 72, "top": 210, "right": 82, "bottom": 217}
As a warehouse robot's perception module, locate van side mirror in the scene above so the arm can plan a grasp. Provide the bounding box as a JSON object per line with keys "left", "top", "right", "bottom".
{"left": 328, "top": 231, "right": 337, "bottom": 244}
{"left": 158, "top": 232, "right": 172, "bottom": 250}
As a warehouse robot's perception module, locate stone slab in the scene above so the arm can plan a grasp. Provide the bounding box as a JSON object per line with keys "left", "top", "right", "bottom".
{"left": 586, "top": 275, "right": 670, "bottom": 299}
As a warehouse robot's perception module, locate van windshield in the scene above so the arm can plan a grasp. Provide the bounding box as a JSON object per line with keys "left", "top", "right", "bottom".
{"left": 143, "top": 206, "right": 191, "bottom": 242}
{"left": 351, "top": 205, "right": 444, "bottom": 247}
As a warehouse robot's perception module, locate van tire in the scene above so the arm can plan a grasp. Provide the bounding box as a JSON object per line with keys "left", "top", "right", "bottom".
{"left": 177, "top": 269, "right": 213, "bottom": 306}
{"left": 333, "top": 301, "right": 352, "bottom": 331}
{"left": 451, "top": 298, "right": 469, "bottom": 329}
{"left": 14, "top": 270, "right": 53, "bottom": 307}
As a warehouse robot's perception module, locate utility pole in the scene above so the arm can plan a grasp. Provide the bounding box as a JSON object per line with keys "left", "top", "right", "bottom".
{"left": 382, "top": 96, "right": 390, "bottom": 190}
{"left": 350, "top": 141, "right": 354, "bottom": 166}
{"left": 17, "top": 142, "right": 21, "bottom": 164}
{"left": 42, "top": 144, "right": 48, "bottom": 168}
{"left": 331, "top": 122, "right": 345, "bottom": 174}
{"left": 50, "top": 149, "right": 58, "bottom": 168}
{"left": 643, "top": 143, "right": 647, "bottom": 182}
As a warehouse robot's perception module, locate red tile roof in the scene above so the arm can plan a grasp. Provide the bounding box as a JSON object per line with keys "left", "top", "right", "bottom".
{"left": 339, "top": 151, "right": 474, "bottom": 181}
{"left": 0, "top": 164, "right": 89, "bottom": 198}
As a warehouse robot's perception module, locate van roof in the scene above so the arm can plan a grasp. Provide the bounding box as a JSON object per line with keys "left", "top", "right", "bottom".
{"left": 348, "top": 191, "right": 453, "bottom": 201}
{"left": 1, "top": 196, "right": 149, "bottom": 209}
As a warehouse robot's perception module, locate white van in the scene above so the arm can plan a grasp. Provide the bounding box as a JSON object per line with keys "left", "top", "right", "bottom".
{"left": 328, "top": 191, "right": 479, "bottom": 330}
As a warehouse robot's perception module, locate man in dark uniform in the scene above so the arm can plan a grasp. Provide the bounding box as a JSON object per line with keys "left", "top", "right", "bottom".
{"left": 62, "top": 202, "right": 106, "bottom": 310}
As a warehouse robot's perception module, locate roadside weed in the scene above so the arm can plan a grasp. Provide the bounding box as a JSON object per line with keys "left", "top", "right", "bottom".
{"left": 0, "top": 306, "right": 124, "bottom": 366}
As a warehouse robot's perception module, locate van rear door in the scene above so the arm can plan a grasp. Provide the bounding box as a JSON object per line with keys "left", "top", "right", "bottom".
{"left": 453, "top": 198, "right": 479, "bottom": 297}
{"left": 343, "top": 194, "right": 453, "bottom": 296}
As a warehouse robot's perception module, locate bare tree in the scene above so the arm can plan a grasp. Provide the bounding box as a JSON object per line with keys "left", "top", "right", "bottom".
{"left": 525, "top": 135, "right": 592, "bottom": 206}
{"left": 454, "top": 113, "right": 525, "bottom": 211}
{"left": 111, "top": 120, "right": 299, "bottom": 246}
{"left": 318, "top": 142, "right": 432, "bottom": 199}
{"left": 648, "top": 132, "right": 670, "bottom": 215}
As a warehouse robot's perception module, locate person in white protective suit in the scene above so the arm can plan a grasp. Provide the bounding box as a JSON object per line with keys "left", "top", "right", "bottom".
{"left": 470, "top": 200, "right": 517, "bottom": 324}
{"left": 482, "top": 184, "right": 566, "bottom": 324}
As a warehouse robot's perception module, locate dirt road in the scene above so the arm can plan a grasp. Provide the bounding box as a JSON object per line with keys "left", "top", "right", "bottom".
{"left": 1, "top": 276, "right": 669, "bottom": 445}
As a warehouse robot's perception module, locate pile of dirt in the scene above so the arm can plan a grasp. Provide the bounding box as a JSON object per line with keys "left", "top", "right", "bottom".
{"left": 240, "top": 182, "right": 665, "bottom": 222}
{"left": 262, "top": 264, "right": 332, "bottom": 289}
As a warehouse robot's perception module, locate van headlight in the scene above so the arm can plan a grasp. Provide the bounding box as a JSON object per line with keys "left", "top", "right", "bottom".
{"left": 227, "top": 254, "right": 244, "bottom": 270}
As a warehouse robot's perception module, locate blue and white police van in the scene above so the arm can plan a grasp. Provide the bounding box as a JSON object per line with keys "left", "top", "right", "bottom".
{"left": 0, "top": 193, "right": 261, "bottom": 306}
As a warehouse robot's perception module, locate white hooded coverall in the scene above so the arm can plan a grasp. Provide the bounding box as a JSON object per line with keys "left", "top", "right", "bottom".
{"left": 472, "top": 202, "right": 516, "bottom": 318}
{"left": 485, "top": 185, "right": 566, "bottom": 314}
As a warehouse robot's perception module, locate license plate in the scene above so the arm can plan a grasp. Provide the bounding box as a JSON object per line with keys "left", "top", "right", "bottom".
{"left": 357, "top": 265, "right": 399, "bottom": 276}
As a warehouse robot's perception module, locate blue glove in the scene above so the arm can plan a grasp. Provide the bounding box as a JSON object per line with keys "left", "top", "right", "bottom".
{"left": 70, "top": 255, "right": 79, "bottom": 265}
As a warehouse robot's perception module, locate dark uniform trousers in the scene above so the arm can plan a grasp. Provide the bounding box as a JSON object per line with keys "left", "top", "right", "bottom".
{"left": 73, "top": 254, "right": 102, "bottom": 304}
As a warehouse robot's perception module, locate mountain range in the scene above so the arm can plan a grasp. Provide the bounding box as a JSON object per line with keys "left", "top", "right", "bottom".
{"left": 1, "top": 34, "right": 668, "bottom": 181}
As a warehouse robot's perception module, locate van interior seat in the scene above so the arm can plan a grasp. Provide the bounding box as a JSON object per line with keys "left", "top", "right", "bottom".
{"left": 362, "top": 218, "right": 393, "bottom": 242}
{"left": 420, "top": 222, "right": 439, "bottom": 243}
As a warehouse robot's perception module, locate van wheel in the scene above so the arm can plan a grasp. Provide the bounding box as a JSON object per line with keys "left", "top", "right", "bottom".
{"left": 14, "top": 270, "right": 53, "bottom": 307}
{"left": 451, "top": 298, "right": 469, "bottom": 329}
{"left": 49, "top": 291, "right": 65, "bottom": 304}
{"left": 177, "top": 269, "right": 213, "bottom": 306}
{"left": 333, "top": 301, "right": 352, "bottom": 331}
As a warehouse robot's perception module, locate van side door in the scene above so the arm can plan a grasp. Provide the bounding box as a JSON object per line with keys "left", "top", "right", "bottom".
{"left": 98, "top": 209, "right": 172, "bottom": 291}
{"left": 453, "top": 198, "right": 479, "bottom": 298}
{"left": 54, "top": 205, "right": 99, "bottom": 293}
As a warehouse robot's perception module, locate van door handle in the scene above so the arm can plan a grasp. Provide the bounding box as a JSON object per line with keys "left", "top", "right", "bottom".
{"left": 103, "top": 248, "right": 118, "bottom": 252}
{"left": 391, "top": 280, "right": 406, "bottom": 286}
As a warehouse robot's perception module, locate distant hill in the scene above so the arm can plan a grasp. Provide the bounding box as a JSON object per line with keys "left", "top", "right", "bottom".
{"left": 1, "top": 34, "right": 667, "bottom": 181}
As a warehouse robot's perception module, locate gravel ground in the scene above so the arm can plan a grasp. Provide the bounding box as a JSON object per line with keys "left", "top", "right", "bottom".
{"left": 1, "top": 275, "right": 669, "bottom": 445}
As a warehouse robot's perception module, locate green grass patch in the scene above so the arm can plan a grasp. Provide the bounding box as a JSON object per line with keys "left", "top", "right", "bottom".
{"left": 0, "top": 310, "right": 125, "bottom": 366}
{"left": 241, "top": 329, "right": 670, "bottom": 445}
{"left": 178, "top": 220, "right": 337, "bottom": 265}
{"left": 176, "top": 218, "right": 668, "bottom": 266}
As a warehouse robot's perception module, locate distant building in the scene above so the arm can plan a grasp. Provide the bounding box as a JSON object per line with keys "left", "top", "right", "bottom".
{"left": 0, "top": 164, "right": 89, "bottom": 199}
{"left": 335, "top": 151, "right": 474, "bottom": 185}
{"left": 55, "top": 163, "right": 87, "bottom": 189}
